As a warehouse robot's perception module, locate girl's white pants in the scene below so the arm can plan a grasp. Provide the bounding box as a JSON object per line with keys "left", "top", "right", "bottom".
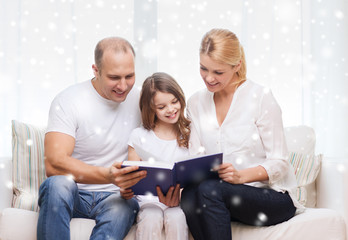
{"left": 135, "top": 201, "right": 188, "bottom": 240}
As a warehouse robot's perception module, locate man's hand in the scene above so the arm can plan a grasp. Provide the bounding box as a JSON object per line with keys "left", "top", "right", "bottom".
{"left": 108, "top": 162, "right": 147, "bottom": 189}
{"left": 157, "top": 184, "right": 180, "bottom": 207}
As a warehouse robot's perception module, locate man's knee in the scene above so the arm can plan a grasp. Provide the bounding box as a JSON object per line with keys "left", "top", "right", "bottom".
{"left": 100, "top": 195, "right": 139, "bottom": 221}
{"left": 39, "top": 175, "right": 78, "bottom": 204}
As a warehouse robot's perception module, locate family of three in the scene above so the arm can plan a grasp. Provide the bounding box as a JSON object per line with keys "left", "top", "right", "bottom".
{"left": 37, "top": 28, "right": 303, "bottom": 240}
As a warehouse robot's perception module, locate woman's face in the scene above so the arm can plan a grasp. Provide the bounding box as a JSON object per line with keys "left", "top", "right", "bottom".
{"left": 199, "top": 54, "right": 237, "bottom": 93}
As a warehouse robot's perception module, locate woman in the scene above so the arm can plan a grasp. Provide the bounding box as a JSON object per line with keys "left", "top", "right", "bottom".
{"left": 180, "top": 28, "right": 304, "bottom": 240}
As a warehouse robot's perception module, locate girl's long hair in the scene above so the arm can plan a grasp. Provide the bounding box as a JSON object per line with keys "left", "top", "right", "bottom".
{"left": 140, "top": 72, "right": 191, "bottom": 148}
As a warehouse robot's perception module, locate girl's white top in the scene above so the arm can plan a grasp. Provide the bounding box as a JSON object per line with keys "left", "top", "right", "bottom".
{"left": 128, "top": 126, "right": 189, "bottom": 209}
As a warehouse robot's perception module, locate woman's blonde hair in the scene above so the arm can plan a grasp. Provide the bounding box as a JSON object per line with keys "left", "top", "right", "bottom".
{"left": 140, "top": 72, "right": 191, "bottom": 148}
{"left": 200, "top": 28, "right": 247, "bottom": 84}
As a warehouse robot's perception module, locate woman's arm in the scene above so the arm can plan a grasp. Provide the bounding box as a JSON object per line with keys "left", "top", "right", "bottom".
{"left": 256, "top": 89, "right": 290, "bottom": 184}
{"left": 218, "top": 89, "right": 289, "bottom": 185}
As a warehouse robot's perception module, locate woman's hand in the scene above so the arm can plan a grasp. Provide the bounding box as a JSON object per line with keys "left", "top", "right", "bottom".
{"left": 218, "top": 163, "right": 244, "bottom": 184}
{"left": 218, "top": 163, "right": 269, "bottom": 184}
{"left": 157, "top": 184, "right": 180, "bottom": 207}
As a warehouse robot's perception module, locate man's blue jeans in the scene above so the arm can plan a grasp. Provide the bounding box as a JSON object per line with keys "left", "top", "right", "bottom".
{"left": 37, "top": 175, "right": 139, "bottom": 240}
{"left": 181, "top": 179, "right": 296, "bottom": 240}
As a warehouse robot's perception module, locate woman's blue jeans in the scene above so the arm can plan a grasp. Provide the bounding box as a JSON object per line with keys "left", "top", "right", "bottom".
{"left": 37, "top": 175, "right": 139, "bottom": 240}
{"left": 181, "top": 179, "right": 296, "bottom": 240}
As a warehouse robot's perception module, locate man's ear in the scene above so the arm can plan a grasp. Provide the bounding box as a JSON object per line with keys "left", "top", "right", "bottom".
{"left": 92, "top": 64, "right": 99, "bottom": 78}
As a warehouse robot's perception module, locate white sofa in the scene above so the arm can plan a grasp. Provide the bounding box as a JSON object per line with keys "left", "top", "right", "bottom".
{"left": 0, "top": 123, "right": 347, "bottom": 240}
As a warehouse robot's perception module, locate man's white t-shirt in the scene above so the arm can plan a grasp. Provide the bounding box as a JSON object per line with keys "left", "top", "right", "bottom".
{"left": 46, "top": 79, "right": 141, "bottom": 192}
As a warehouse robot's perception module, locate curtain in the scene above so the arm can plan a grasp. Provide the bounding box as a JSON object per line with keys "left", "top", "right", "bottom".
{"left": 1, "top": 0, "right": 347, "bottom": 159}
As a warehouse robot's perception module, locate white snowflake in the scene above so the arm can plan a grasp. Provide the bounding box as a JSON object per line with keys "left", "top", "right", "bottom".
{"left": 231, "top": 195, "right": 241, "bottom": 206}
{"left": 26, "top": 139, "right": 33, "bottom": 146}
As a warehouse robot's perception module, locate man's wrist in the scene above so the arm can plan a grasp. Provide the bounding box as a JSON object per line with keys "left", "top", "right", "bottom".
{"left": 98, "top": 166, "right": 112, "bottom": 184}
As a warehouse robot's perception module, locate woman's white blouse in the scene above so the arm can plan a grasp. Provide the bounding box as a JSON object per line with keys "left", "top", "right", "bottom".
{"left": 187, "top": 80, "right": 303, "bottom": 211}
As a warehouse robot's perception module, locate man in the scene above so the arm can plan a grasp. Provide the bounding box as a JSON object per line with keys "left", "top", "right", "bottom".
{"left": 37, "top": 37, "right": 146, "bottom": 240}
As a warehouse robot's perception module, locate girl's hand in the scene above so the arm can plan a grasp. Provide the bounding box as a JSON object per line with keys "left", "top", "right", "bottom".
{"left": 120, "top": 188, "right": 134, "bottom": 200}
{"left": 218, "top": 163, "right": 244, "bottom": 184}
{"left": 157, "top": 184, "right": 180, "bottom": 207}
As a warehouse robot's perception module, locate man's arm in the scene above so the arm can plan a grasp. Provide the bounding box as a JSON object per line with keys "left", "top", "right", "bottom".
{"left": 44, "top": 132, "right": 146, "bottom": 188}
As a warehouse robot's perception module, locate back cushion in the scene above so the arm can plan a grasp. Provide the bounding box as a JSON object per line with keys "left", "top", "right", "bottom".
{"left": 11, "top": 120, "right": 46, "bottom": 212}
{"left": 284, "top": 126, "right": 321, "bottom": 207}
{"left": 288, "top": 152, "right": 322, "bottom": 207}
{"left": 284, "top": 126, "right": 316, "bottom": 155}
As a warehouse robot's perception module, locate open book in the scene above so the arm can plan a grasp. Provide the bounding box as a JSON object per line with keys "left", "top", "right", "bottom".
{"left": 122, "top": 143, "right": 223, "bottom": 196}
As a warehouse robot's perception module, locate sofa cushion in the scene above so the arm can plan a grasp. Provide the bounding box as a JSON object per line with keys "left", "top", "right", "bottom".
{"left": 230, "top": 208, "right": 346, "bottom": 240}
{"left": 1, "top": 206, "right": 345, "bottom": 240}
{"left": 0, "top": 208, "right": 161, "bottom": 240}
{"left": 289, "top": 152, "right": 322, "bottom": 207}
{"left": 11, "top": 120, "right": 46, "bottom": 212}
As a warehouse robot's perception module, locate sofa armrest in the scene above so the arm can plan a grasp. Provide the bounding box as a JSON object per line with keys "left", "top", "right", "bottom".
{"left": 0, "top": 157, "right": 12, "bottom": 212}
{"left": 316, "top": 157, "right": 348, "bottom": 222}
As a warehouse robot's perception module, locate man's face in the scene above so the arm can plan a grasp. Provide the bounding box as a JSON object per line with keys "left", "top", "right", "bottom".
{"left": 93, "top": 50, "right": 135, "bottom": 103}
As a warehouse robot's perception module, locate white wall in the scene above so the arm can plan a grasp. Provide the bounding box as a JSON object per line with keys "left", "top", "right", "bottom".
{"left": 0, "top": 0, "right": 135, "bottom": 156}
{"left": 1, "top": 0, "right": 347, "bottom": 159}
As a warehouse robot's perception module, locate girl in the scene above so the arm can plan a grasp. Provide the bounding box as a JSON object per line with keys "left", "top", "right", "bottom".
{"left": 123, "top": 72, "right": 190, "bottom": 240}
{"left": 181, "top": 28, "right": 304, "bottom": 240}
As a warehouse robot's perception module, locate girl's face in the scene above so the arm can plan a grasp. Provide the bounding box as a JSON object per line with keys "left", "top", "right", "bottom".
{"left": 199, "top": 54, "right": 238, "bottom": 93}
{"left": 153, "top": 91, "right": 181, "bottom": 126}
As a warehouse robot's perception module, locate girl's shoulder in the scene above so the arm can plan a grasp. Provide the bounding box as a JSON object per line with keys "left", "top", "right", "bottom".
{"left": 130, "top": 126, "right": 153, "bottom": 138}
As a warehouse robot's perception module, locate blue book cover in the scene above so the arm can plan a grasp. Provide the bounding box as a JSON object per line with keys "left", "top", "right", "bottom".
{"left": 122, "top": 145, "right": 223, "bottom": 196}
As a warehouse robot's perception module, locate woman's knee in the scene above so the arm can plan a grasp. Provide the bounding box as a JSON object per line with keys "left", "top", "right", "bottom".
{"left": 197, "top": 179, "right": 222, "bottom": 199}
{"left": 181, "top": 185, "right": 199, "bottom": 213}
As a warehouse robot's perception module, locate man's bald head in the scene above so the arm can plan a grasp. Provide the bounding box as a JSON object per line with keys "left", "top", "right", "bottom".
{"left": 94, "top": 37, "right": 135, "bottom": 71}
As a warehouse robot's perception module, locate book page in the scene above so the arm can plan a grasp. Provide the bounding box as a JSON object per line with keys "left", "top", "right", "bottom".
{"left": 122, "top": 160, "right": 173, "bottom": 169}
